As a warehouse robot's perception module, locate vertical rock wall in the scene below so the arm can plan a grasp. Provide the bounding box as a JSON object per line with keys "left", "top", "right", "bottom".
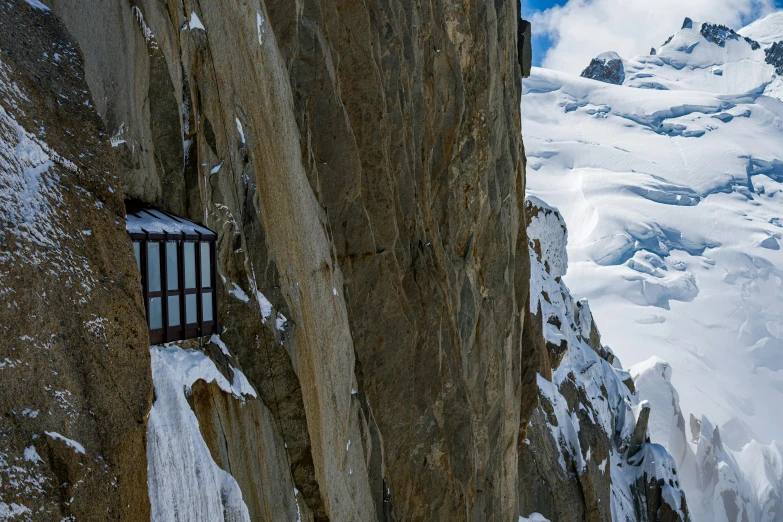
{"left": 0, "top": 2, "right": 151, "bottom": 519}
{"left": 41, "top": 0, "right": 528, "bottom": 520}
{"left": 267, "top": 1, "right": 528, "bottom": 519}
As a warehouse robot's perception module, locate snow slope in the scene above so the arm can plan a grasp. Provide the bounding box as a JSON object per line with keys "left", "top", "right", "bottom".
{"left": 742, "top": 12, "right": 783, "bottom": 47}
{"left": 524, "top": 12, "right": 783, "bottom": 522}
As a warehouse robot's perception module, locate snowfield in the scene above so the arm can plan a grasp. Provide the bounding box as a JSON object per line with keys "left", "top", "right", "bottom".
{"left": 524, "top": 12, "right": 783, "bottom": 522}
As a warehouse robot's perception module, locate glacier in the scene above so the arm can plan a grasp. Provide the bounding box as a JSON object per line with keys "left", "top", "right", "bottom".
{"left": 524, "top": 12, "right": 783, "bottom": 522}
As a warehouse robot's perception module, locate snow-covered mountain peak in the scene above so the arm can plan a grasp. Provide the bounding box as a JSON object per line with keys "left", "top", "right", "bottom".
{"left": 740, "top": 11, "right": 783, "bottom": 46}
{"left": 580, "top": 14, "right": 783, "bottom": 98}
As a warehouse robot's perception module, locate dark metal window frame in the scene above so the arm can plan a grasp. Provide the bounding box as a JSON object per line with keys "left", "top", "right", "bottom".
{"left": 127, "top": 207, "right": 218, "bottom": 344}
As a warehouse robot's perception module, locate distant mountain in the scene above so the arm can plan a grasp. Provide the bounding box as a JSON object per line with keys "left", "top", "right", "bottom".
{"left": 524, "top": 12, "right": 783, "bottom": 522}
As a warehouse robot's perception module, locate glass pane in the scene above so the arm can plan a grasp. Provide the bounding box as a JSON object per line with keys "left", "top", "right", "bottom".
{"left": 166, "top": 241, "right": 179, "bottom": 290}
{"left": 202, "top": 292, "right": 213, "bottom": 322}
{"left": 149, "top": 297, "right": 163, "bottom": 330}
{"left": 186, "top": 294, "right": 197, "bottom": 324}
{"left": 200, "top": 242, "right": 211, "bottom": 288}
{"left": 147, "top": 242, "right": 161, "bottom": 292}
{"left": 133, "top": 242, "right": 141, "bottom": 272}
{"left": 184, "top": 242, "right": 196, "bottom": 289}
{"left": 168, "top": 295, "right": 180, "bottom": 327}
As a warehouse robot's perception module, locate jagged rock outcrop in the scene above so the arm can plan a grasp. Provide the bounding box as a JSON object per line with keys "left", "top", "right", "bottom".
{"left": 633, "top": 357, "right": 783, "bottom": 522}
{"left": 700, "top": 22, "right": 760, "bottom": 50}
{"left": 518, "top": 197, "right": 689, "bottom": 522}
{"left": 0, "top": 2, "right": 151, "bottom": 519}
{"left": 765, "top": 41, "right": 783, "bottom": 74}
{"left": 581, "top": 52, "right": 626, "bottom": 85}
{"left": 520, "top": 19, "right": 533, "bottom": 78}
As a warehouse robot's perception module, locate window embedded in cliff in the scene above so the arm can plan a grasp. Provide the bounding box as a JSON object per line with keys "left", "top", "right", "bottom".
{"left": 125, "top": 201, "right": 218, "bottom": 344}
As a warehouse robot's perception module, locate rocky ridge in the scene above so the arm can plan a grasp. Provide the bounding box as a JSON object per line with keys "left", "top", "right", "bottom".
{"left": 519, "top": 197, "right": 689, "bottom": 522}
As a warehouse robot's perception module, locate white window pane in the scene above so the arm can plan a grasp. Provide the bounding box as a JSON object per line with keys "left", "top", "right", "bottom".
{"left": 147, "top": 242, "right": 161, "bottom": 292}
{"left": 186, "top": 294, "right": 197, "bottom": 324}
{"left": 184, "top": 242, "right": 196, "bottom": 289}
{"left": 166, "top": 241, "right": 179, "bottom": 290}
{"left": 149, "top": 297, "right": 163, "bottom": 330}
{"left": 133, "top": 242, "right": 141, "bottom": 272}
{"left": 200, "top": 242, "right": 211, "bottom": 288}
{"left": 202, "top": 292, "right": 213, "bottom": 322}
{"left": 168, "top": 295, "right": 180, "bottom": 327}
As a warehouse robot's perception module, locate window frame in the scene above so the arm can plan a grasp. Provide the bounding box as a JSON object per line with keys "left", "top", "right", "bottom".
{"left": 129, "top": 209, "right": 218, "bottom": 345}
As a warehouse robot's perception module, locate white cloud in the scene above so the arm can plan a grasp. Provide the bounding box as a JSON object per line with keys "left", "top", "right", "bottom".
{"left": 530, "top": 0, "right": 777, "bottom": 74}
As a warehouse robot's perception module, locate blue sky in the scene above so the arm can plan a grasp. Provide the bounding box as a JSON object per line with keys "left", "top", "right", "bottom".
{"left": 521, "top": 0, "right": 567, "bottom": 67}
{"left": 523, "top": 0, "right": 783, "bottom": 70}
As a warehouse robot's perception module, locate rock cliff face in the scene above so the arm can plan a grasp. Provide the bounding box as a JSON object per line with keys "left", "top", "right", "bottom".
{"left": 0, "top": 2, "right": 152, "bottom": 520}
{"left": 0, "top": 1, "right": 688, "bottom": 520}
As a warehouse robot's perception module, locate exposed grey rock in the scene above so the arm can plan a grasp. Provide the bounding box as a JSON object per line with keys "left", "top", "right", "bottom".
{"left": 581, "top": 52, "right": 625, "bottom": 85}
{"left": 629, "top": 402, "right": 652, "bottom": 457}
{"left": 700, "top": 22, "right": 759, "bottom": 50}
{"left": 701, "top": 23, "right": 739, "bottom": 47}
{"left": 690, "top": 413, "right": 702, "bottom": 443}
{"left": 700, "top": 22, "right": 738, "bottom": 47}
{"left": 682, "top": 17, "right": 693, "bottom": 30}
{"left": 765, "top": 41, "right": 783, "bottom": 75}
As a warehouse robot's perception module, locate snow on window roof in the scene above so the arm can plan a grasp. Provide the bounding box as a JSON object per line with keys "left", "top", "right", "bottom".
{"left": 125, "top": 203, "right": 215, "bottom": 238}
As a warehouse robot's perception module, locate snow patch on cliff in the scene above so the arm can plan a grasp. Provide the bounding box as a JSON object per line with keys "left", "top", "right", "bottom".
{"left": 44, "top": 431, "right": 85, "bottom": 454}
{"left": 147, "top": 344, "right": 254, "bottom": 522}
{"left": 188, "top": 12, "right": 205, "bottom": 31}
{"left": 0, "top": 74, "right": 59, "bottom": 250}
{"left": 519, "top": 514, "right": 551, "bottom": 522}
